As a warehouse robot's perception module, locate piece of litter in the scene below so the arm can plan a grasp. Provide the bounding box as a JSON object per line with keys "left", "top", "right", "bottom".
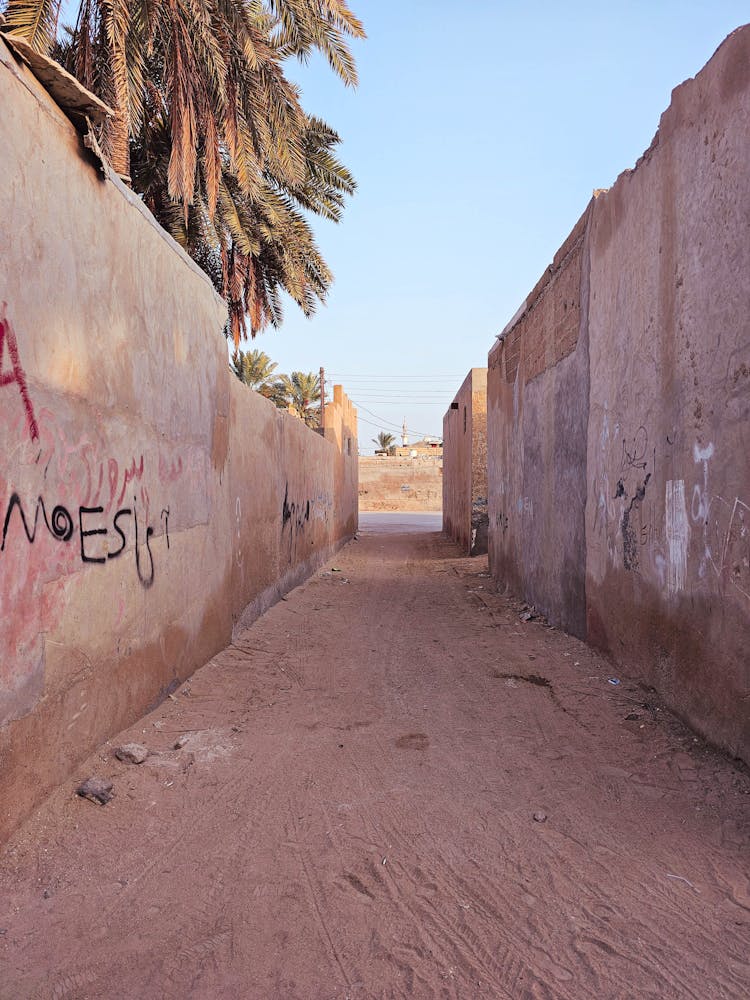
{"left": 533, "top": 810, "right": 547, "bottom": 823}
{"left": 665, "top": 873, "right": 698, "bottom": 891}
{"left": 381, "top": 857, "right": 387, "bottom": 866}
{"left": 331, "top": 567, "right": 342, "bottom": 573}
{"left": 608, "top": 678, "right": 621, "bottom": 686}
{"left": 168, "top": 693, "right": 178, "bottom": 702}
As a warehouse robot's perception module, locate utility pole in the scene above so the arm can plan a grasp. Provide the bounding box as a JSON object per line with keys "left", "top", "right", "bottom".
{"left": 319, "top": 366, "right": 325, "bottom": 430}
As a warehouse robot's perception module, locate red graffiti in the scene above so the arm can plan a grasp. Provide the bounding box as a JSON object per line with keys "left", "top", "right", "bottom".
{"left": 158, "top": 453, "right": 183, "bottom": 483}
{"left": 0, "top": 305, "right": 39, "bottom": 442}
{"left": 108, "top": 458, "right": 119, "bottom": 509}
{"left": 117, "top": 455, "right": 145, "bottom": 505}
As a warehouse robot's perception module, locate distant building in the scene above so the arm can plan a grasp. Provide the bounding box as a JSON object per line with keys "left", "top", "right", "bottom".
{"left": 394, "top": 437, "right": 443, "bottom": 459}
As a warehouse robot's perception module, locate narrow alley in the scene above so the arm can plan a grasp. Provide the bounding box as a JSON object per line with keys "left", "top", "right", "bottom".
{"left": 1, "top": 518, "right": 748, "bottom": 999}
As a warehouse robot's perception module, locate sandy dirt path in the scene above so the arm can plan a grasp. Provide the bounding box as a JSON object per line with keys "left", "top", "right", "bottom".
{"left": 1, "top": 520, "right": 748, "bottom": 999}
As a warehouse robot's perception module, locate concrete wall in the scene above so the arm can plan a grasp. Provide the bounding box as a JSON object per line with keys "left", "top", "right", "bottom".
{"left": 443, "top": 368, "right": 488, "bottom": 555}
{"left": 0, "top": 37, "right": 358, "bottom": 841}
{"left": 358, "top": 456, "right": 442, "bottom": 512}
{"left": 487, "top": 25, "right": 750, "bottom": 761}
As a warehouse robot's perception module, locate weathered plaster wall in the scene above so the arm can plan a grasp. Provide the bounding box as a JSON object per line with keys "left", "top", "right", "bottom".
{"left": 358, "top": 457, "right": 442, "bottom": 512}
{"left": 488, "top": 209, "right": 590, "bottom": 636}
{"left": 323, "top": 385, "right": 359, "bottom": 543}
{"left": 585, "top": 26, "right": 750, "bottom": 758}
{"left": 487, "top": 26, "right": 750, "bottom": 760}
{"left": 0, "top": 38, "right": 358, "bottom": 841}
{"left": 443, "top": 369, "right": 488, "bottom": 555}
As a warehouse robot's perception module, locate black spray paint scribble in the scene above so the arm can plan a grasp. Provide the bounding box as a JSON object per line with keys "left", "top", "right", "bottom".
{"left": 282, "top": 485, "right": 311, "bottom": 532}
{"left": 620, "top": 426, "right": 650, "bottom": 473}
{"left": 620, "top": 474, "right": 651, "bottom": 571}
{"left": 1, "top": 493, "right": 168, "bottom": 589}
{"left": 281, "top": 484, "right": 315, "bottom": 566}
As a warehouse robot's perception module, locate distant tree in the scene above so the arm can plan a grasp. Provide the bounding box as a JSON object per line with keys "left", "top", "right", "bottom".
{"left": 232, "top": 349, "right": 278, "bottom": 390}
{"left": 276, "top": 371, "right": 321, "bottom": 427}
{"left": 373, "top": 431, "right": 395, "bottom": 453}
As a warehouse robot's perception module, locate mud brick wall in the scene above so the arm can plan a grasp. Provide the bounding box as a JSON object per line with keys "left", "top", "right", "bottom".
{"left": 488, "top": 26, "right": 750, "bottom": 761}
{"left": 488, "top": 207, "right": 590, "bottom": 636}
{"left": 0, "top": 36, "right": 358, "bottom": 841}
{"left": 584, "top": 26, "right": 750, "bottom": 761}
{"left": 443, "top": 368, "right": 488, "bottom": 555}
{"left": 358, "top": 457, "right": 442, "bottom": 512}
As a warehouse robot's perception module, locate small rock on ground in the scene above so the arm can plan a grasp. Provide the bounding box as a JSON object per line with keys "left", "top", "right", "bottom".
{"left": 76, "top": 778, "right": 114, "bottom": 805}
{"left": 115, "top": 743, "right": 149, "bottom": 765}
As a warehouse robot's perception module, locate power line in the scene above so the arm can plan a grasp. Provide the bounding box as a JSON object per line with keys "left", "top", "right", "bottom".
{"left": 342, "top": 395, "right": 449, "bottom": 400}
{"left": 328, "top": 373, "right": 464, "bottom": 379}
{"left": 349, "top": 396, "right": 447, "bottom": 400}
{"left": 356, "top": 412, "right": 441, "bottom": 438}
{"left": 350, "top": 400, "right": 441, "bottom": 440}
{"left": 338, "top": 391, "right": 455, "bottom": 397}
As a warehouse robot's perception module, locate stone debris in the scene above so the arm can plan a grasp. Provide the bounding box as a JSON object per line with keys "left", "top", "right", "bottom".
{"left": 173, "top": 735, "right": 190, "bottom": 749}
{"left": 76, "top": 777, "right": 114, "bottom": 805}
{"left": 114, "top": 743, "right": 149, "bottom": 765}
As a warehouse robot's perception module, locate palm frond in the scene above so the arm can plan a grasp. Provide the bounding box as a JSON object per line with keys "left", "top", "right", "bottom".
{"left": 2, "top": 0, "right": 61, "bottom": 53}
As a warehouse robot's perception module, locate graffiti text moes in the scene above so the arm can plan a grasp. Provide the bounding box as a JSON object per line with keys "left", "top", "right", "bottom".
{"left": 0, "top": 493, "right": 169, "bottom": 589}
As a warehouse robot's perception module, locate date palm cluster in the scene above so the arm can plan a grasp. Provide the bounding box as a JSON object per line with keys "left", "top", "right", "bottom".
{"left": 2, "top": 1, "right": 364, "bottom": 345}
{"left": 231, "top": 348, "right": 322, "bottom": 427}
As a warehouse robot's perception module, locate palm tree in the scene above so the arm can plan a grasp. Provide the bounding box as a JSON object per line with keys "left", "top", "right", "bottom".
{"left": 231, "top": 348, "right": 289, "bottom": 406}
{"left": 373, "top": 431, "right": 395, "bottom": 453}
{"left": 275, "top": 370, "right": 321, "bottom": 427}
{"left": 2, "top": 1, "right": 365, "bottom": 343}
{"left": 231, "top": 348, "right": 278, "bottom": 388}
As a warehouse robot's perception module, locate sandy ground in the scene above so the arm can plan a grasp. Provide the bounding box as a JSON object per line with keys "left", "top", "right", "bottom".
{"left": 1, "top": 518, "right": 749, "bottom": 999}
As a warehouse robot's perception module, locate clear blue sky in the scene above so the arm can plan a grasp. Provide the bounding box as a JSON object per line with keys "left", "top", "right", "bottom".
{"left": 249, "top": 0, "right": 747, "bottom": 451}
